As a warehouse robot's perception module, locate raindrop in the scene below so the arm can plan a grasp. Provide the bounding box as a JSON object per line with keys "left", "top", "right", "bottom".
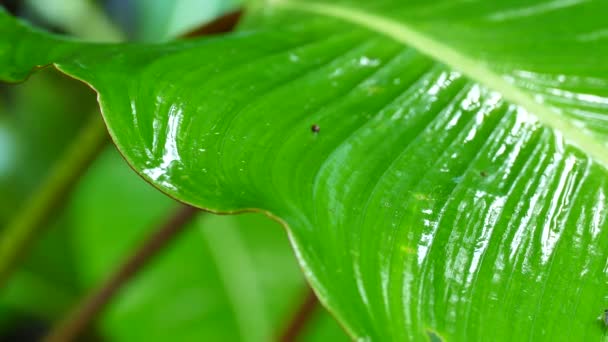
{"left": 289, "top": 53, "right": 300, "bottom": 62}
{"left": 359, "top": 56, "right": 380, "bottom": 67}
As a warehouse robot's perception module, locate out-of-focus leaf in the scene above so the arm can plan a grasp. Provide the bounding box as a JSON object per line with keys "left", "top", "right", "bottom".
{"left": 104, "top": 0, "right": 242, "bottom": 41}
{"left": 0, "top": 142, "right": 348, "bottom": 341}
{"left": 0, "top": 69, "right": 95, "bottom": 323}
{"left": 69, "top": 148, "right": 347, "bottom": 341}
{"left": 0, "top": 68, "right": 97, "bottom": 217}
{"left": 24, "top": 0, "right": 123, "bottom": 41}
{"left": 301, "top": 310, "right": 351, "bottom": 342}
{"left": 4, "top": 1, "right": 608, "bottom": 340}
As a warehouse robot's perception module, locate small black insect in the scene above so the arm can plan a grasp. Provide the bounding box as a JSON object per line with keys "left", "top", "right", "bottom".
{"left": 480, "top": 171, "right": 488, "bottom": 177}
{"left": 311, "top": 124, "right": 320, "bottom": 133}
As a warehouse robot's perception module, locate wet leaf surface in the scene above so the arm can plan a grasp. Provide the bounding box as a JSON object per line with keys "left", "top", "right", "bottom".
{"left": 2, "top": 1, "right": 608, "bottom": 340}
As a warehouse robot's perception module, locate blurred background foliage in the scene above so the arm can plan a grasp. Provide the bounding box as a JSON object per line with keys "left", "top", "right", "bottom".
{"left": 0, "top": 0, "right": 349, "bottom": 340}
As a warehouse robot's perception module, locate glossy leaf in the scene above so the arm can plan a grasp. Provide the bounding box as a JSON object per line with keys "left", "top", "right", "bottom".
{"left": 2, "top": 1, "right": 608, "bottom": 340}
{"left": 0, "top": 49, "right": 344, "bottom": 339}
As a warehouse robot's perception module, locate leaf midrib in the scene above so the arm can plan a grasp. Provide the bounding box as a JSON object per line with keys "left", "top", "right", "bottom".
{"left": 271, "top": 0, "right": 608, "bottom": 169}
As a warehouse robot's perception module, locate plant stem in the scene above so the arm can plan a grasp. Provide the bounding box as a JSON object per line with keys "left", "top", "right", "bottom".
{"left": 279, "top": 287, "right": 319, "bottom": 342}
{"left": 43, "top": 205, "right": 200, "bottom": 342}
{"left": 0, "top": 114, "right": 108, "bottom": 288}
{"left": 182, "top": 10, "right": 243, "bottom": 38}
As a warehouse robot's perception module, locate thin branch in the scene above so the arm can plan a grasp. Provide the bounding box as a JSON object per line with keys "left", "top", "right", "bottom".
{"left": 279, "top": 287, "right": 320, "bottom": 342}
{"left": 0, "top": 114, "right": 108, "bottom": 288}
{"left": 43, "top": 205, "right": 200, "bottom": 342}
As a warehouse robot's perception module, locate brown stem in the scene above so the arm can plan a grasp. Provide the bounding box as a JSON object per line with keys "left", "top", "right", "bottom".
{"left": 182, "top": 10, "right": 243, "bottom": 38}
{"left": 43, "top": 205, "right": 200, "bottom": 342}
{"left": 279, "top": 287, "right": 320, "bottom": 342}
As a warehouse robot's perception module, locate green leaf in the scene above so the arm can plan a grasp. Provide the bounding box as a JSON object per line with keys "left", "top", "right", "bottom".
{"left": 302, "top": 309, "right": 351, "bottom": 342}
{"left": 2, "top": 1, "right": 608, "bottom": 340}
{"left": 0, "top": 68, "right": 97, "bottom": 319}
{"left": 0, "top": 144, "right": 348, "bottom": 340}
{"left": 0, "top": 69, "right": 97, "bottom": 205}
{"left": 68, "top": 147, "right": 347, "bottom": 341}
{"left": 0, "top": 16, "right": 346, "bottom": 339}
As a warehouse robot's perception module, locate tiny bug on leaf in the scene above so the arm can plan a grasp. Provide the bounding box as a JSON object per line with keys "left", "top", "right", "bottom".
{"left": 311, "top": 124, "right": 320, "bottom": 133}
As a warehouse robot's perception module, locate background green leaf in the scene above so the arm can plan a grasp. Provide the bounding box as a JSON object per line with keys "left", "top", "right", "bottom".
{"left": 2, "top": 1, "right": 608, "bottom": 341}
{"left": 123, "top": 0, "right": 242, "bottom": 41}
{"left": 23, "top": 0, "right": 123, "bottom": 41}
{"left": 68, "top": 147, "right": 326, "bottom": 342}
{"left": 0, "top": 144, "right": 349, "bottom": 341}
